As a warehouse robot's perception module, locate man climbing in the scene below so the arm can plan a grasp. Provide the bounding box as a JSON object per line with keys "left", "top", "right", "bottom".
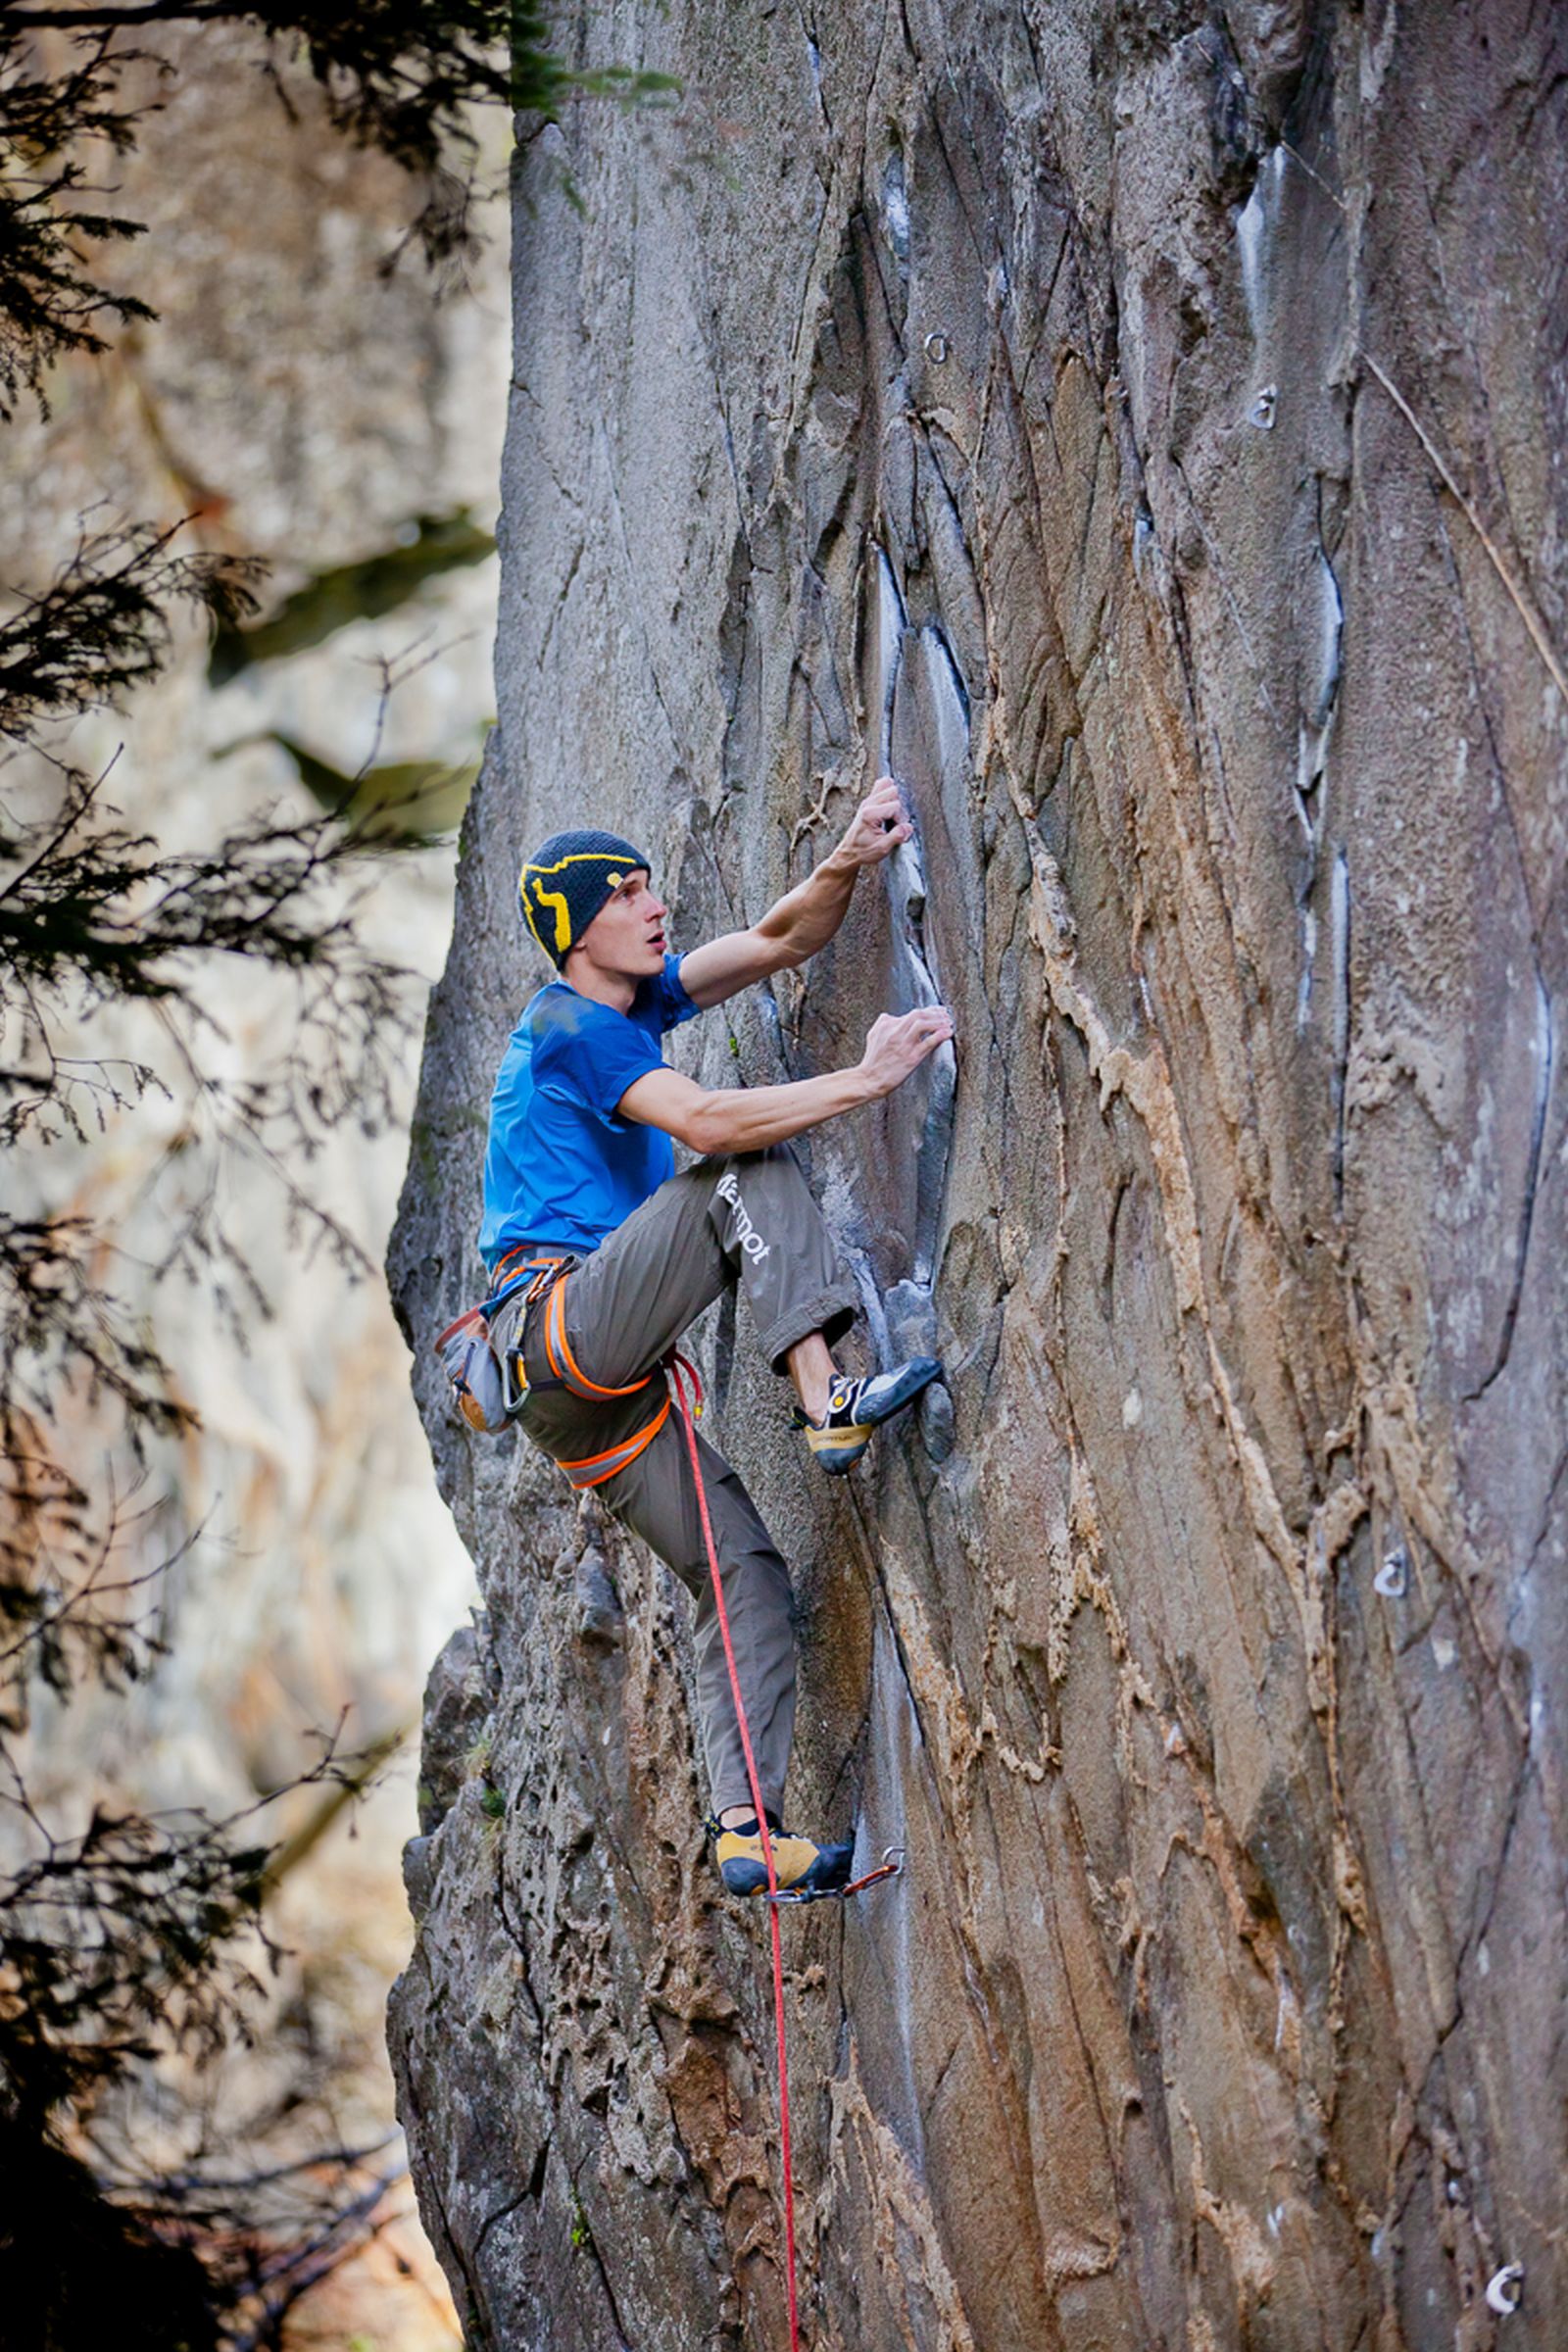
{"left": 477, "top": 777, "right": 954, "bottom": 1896}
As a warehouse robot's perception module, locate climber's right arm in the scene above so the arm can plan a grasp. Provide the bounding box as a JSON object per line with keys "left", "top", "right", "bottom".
{"left": 617, "top": 1006, "right": 955, "bottom": 1155}
{"left": 619, "top": 1064, "right": 873, "bottom": 1155}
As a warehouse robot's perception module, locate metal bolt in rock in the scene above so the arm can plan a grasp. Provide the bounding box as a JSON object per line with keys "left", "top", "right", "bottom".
{"left": 1373, "top": 1546, "right": 1407, "bottom": 1599}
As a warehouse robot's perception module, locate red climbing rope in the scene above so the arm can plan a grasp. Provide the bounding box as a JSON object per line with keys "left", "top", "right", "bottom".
{"left": 667, "top": 1354, "right": 801, "bottom": 2352}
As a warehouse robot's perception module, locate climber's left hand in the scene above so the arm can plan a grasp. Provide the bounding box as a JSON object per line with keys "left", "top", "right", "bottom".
{"left": 838, "top": 774, "right": 912, "bottom": 866}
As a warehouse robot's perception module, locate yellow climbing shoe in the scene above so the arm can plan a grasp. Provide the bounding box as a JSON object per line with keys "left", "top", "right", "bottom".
{"left": 711, "top": 1817, "right": 855, "bottom": 1898}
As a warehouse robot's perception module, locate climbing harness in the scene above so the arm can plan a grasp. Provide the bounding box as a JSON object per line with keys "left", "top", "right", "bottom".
{"left": 534, "top": 1265, "right": 673, "bottom": 1489}
{"left": 434, "top": 1251, "right": 673, "bottom": 1476}
{"left": 537, "top": 1269, "right": 652, "bottom": 1400}
{"left": 557, "top": 1400, "right": 671, "bottom": 1490}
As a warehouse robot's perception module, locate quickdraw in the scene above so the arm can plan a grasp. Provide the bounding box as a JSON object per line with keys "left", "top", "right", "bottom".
{"left": 766, "top": 1847, "right": 906, "bottom": 1907}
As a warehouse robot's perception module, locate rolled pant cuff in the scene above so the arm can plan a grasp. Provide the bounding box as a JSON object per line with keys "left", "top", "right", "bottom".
{"left": 760, "top": 1285, "right": 858, "bottom": 1375}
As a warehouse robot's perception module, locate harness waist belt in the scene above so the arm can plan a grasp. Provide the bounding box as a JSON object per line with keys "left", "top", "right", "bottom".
{"left": 492, "top": 1239, "right": 572, "bottom": 1286}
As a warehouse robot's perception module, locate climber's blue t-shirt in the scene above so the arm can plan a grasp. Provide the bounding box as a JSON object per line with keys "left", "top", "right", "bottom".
{"left": 478, "top": 955, "right": 698, "bottom": 1270}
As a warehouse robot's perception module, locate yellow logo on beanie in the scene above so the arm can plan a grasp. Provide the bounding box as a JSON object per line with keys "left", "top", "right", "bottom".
{"left": 527, "top": 878, "right": 572, "bottom": 954}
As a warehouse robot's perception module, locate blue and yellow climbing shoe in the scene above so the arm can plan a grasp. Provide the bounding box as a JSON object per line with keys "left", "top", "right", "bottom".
{"left": 792, "top": 1355, "right": 943, "bottom": 1474}
{"left": 710, "top": 1816, "right": 856, "bottom": 1898}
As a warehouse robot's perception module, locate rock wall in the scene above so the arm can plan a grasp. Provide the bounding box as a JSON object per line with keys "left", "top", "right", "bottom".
{"left": 389, "top": 5, "right": 1568, "bottom": 2345}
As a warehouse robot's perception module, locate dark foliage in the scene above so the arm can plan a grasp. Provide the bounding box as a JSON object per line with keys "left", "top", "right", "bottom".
{"left": 0, "top": 522, "right": 263, "bottom": 740}
{"left": 0, "top": 6, "right": 675, "bottom": 410}
{"left": 0, "top": 522, "right": 416, "bottom": 1650}
{"left": 6, "top": 1784, "right": 272, "bottom": 2122}
{"left": 0, "top": 4, "right": 677, "bottom": 2332}
{"left": 0, "top": 4, "right": 657, "bottom": 2337}
{"left": 0, "top": 1717, "right": 394, "bottom": 2350}
{"left": 0, "top": 28, "right": 156, "bottom": 416}
{"left": 1, "top": 2119, "right": 221, "bottom": 2352}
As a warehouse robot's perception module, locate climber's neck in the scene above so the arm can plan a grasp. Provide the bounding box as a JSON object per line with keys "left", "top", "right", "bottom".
{"left": 564, "top": 959, "right": 639, "bottom": 1015}
{"left": 560, "top": 951, "right": 638, "bottom": 1015}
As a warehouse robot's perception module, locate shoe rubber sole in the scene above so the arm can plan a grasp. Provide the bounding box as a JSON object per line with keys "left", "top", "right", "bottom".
{"left": 855, "top": 1354, "right": 943, "bottom": 1427}
{"left": 720, "top": 1839, "right": 856, "bottom": 1897}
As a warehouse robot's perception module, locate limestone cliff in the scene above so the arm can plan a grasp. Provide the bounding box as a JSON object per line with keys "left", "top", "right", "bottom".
{"left": 389, "top": 5, "right": 1568, "bottom": 2345}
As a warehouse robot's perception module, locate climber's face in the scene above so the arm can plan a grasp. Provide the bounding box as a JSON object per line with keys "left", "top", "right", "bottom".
{"left": 568, "top": 868, "right": 667, "bottom": 985}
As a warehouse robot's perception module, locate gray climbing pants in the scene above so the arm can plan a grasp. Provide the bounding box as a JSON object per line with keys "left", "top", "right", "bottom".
{"left": 505, "top": 1145, "right": 858, "bottom": 1819}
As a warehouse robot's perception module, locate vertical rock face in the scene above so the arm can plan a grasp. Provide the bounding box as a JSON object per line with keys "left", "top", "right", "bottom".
{"left": 389, "top": 4, "right": 1567, "bottom": 2345}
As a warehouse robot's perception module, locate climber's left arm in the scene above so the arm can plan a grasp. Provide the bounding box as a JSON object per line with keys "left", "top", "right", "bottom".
{"left": 677, "top": 775, "right": 911, "bottom": 1011}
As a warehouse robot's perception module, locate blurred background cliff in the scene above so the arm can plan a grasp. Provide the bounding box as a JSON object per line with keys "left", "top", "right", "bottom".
{"left": 1, "top": 15, "right": 510, "bottom": 2344}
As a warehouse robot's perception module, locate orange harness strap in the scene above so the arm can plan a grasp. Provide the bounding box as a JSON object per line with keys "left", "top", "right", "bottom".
{"left": 559, "top": 1396, "right": 671, "bottom": 1490}
{"left": 493, "top": 1242, "right": 552, "bottom": 1288}
{"left": 543, "top": 1272, "right": 657, "bottom": 1400}
{"left": 525, "top": 1265, "right": 669, "bottom": 1491}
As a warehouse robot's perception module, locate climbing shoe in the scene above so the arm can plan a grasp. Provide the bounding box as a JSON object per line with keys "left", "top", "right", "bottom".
{"left": 792, "top": 1354, "right": 943, "bottom": 1474}
{"left": 710, "top": 1816, "right": 856, "bottom": 1898}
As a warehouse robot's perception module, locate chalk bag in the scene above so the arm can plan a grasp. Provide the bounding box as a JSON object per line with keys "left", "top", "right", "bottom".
{"left": 434, "top": 1305, "right": 522, "bottom": 1434}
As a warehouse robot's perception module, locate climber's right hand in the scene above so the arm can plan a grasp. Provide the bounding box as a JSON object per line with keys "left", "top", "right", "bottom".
{"left": 858, "top": 1006, "right": 955, "bottom": 1098}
